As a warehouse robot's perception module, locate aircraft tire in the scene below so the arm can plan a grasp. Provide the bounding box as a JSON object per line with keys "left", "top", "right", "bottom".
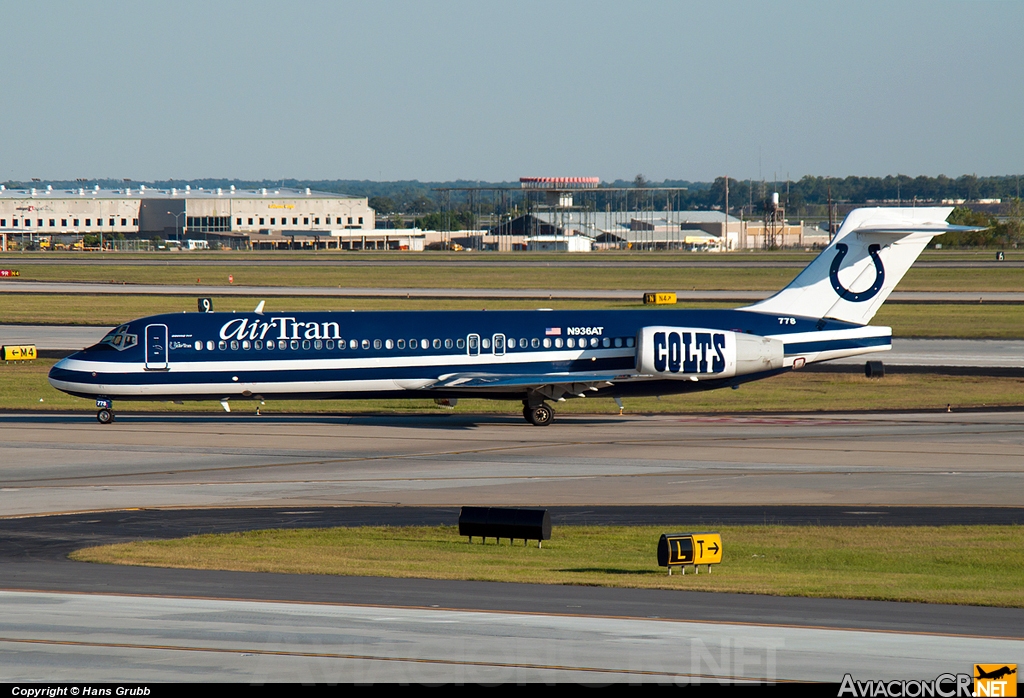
{"left": 525, "top": 403, "right": 554, "bottom": 427}
{"left": 97, "top": 409, "right": 114, "bottom": 424}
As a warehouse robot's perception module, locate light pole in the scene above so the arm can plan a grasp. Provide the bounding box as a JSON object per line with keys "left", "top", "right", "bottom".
{"left": 167, "top": 211, "right": 185, "bottom": 247}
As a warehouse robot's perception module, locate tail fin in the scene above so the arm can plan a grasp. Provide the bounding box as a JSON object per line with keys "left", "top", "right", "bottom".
{"left": 744, "top": 207, "right": 975, "bottom": 325}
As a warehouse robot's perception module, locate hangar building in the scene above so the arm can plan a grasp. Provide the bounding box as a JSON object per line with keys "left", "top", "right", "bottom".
{"left": 0, "top": 185, "right": 374, "bottom": 249}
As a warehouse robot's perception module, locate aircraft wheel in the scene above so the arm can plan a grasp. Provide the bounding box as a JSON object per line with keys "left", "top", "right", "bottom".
{"left": 525, "top": 403, "right": 554, "bottom": 427}
{"left": 97, "top": 409, "right": 114, "bottom": 424}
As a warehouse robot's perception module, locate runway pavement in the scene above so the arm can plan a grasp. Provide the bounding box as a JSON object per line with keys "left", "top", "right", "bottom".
{"left": 828, "top": 338, "right": 1024, "bottom": 368}
{"left": 3, "top": 588, "right": 1020, "bottom": 683}
{"left": 2, "top": 411, "right": 1023, "bottom": 682}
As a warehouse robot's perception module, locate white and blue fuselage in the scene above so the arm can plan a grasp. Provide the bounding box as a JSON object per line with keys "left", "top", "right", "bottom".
{"left": 48, "top": 207, "right": 970, "bottom": 425}
{"left": 48, "top": 308, "right": 888, "bottom": 408}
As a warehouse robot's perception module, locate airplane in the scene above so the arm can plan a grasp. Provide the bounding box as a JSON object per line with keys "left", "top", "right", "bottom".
{"left": 975, "top": 666, "right": 1016, "bottom": 681}
{"left": 48, "top": 207, "right": 975, "bottom": 426}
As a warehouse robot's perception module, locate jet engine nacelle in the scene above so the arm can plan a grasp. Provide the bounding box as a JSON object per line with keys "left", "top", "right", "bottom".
{"left": 636, "top": 326, "right": 784, "bottom": 379}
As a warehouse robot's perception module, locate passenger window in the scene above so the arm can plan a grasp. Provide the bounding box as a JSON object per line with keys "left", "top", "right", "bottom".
{"left": 373, "top": 339, "right": 382, "bottom": 349}
{"left": 543, "top": 338, "right": 551, "bottom": 348}
{"left": 444, "top": 338, "right": 453, "bottom": 349}
{"left": 362, "top": 339, "right": 370, "bottom": 349}
{"left": 481, "top": 337, "right": 491, "bottom": 349}
{"left": 626, "top": 337, "right": 635, "bottom": 347}
{"left": 590, "top": 337, "right": 599, "bottom": 348}
{"left": 255, "top": 340, "right": 263, "bottom": 350}
{"left": 519, "top": 338, "right": 528, "bottom": 348}
{"left": 279, "top": 340, "right": 287, "bottom": 350}
{"left": 218, "top": 341, "right": 227, "bottom": 350}
{"left": 432, "top": 339, "right": 440, "bottom": 349}
{"left": 614, "top": 337, "right": 623, "bottom": 348}
{"left": 566, "top": 338, "right": 575, "bottom": 348}
{"left": 242, "top": 340, "right": 251, "bottom": 350}
{"left": 386, "top": 339, "right": 394, "bottom": 349}
{"left": 290, "top": 340, "right": 299, "bottom": 350}
{"left": 398, "top": 339, "right": 406, "bottom": 349}
{"left": 314, "top": 340, "right": 322, "bottom": 350}
{"left": 532, "top": 338, "right": 540, "bottom": 348}
{"left": 421, "top": 339, "right": 429, "bottom": 349}
{"left": 266, "top": 341, "right": 274, "bottom": 351}
{"left": 326, "top": 340, "right": 334, "bottom": 350}
{"left": 457, "top": 338, "right": 465, "bottom": 349}
{"left": 410, "top": 338, "right": 418, "bottom": 348}
{"left": 554, "top": 338, "right": 563, "bottom": 348}
{"left": 194, "top": 341, "right": 202, "bottom": 350}
{"left": 602, "top": 337, "right": 610, "bottom": 348}
{"left": 302, "top": 340, "right": 311, "bottom": 350}
{"left": 350, "top": 339, "right": 358, "bottom": 349}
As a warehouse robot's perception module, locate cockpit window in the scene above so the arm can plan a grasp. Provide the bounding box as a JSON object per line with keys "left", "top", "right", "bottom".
{"left": 99, "top": 325, "right": 138, "bottom": 351}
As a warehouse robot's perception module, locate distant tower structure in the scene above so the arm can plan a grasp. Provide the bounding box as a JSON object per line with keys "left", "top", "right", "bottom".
{"left": 763, "top": 191, "right": 784, "bottom": 250}
{"left": 519, "top": 177, "right": 599, "bottom": 241}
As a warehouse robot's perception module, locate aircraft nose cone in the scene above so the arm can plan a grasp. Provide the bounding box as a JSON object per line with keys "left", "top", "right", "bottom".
{"left": 48, "top": 351, "right": 85, "bottom": 390}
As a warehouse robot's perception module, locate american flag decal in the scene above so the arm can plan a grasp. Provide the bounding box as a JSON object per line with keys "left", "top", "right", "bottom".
{"left": 545, "top": 327, "right": 561, "bottom": 336}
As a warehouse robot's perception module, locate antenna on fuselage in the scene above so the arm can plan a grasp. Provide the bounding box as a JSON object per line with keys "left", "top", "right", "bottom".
{"left": 254, "top": 300, "right": 265, "bottom": 314}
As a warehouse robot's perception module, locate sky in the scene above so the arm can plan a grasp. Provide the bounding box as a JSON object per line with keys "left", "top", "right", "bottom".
{"left": 1, "top": 1, "right": 1021, "bottom": 182}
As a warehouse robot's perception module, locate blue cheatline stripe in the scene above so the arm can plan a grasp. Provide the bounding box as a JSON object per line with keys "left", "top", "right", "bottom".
{"left": 784, "top": 336, "right": 890, "bottom": 355}
{"left": 49, "top": 356, "right": 638, "bottom": 387}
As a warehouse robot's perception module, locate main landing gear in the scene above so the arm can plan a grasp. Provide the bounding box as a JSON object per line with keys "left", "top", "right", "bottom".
{"left": 96, "top": 399, "right": 114, "bottom": 424}
{"left": 522, "top": 400, "right": 554, "bottom": 427}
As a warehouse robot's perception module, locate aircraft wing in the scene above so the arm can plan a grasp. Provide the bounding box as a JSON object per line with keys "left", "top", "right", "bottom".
{"left": 427, "top": 371, "right": 643, "bottom": 400}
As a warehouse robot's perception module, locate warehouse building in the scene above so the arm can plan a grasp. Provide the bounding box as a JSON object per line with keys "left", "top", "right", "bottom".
{"left": 0, "top": 185, "right": 374, "bottom": 249}
{"left": 489, "top": 211, "right": 827, "bottom": 250}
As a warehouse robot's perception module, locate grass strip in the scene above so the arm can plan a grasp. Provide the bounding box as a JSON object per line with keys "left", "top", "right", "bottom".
{"left": 7, "top": 359, "right": 1024, "bottom": 414}
{"left": 70, "top": 524, "right": 1024, "bottom": 607}
{"left": 5, "top": 249, "right": 1020, "bottom": 263}
{"left": 4, "top": 263, "right": 1022, "bottom": 292}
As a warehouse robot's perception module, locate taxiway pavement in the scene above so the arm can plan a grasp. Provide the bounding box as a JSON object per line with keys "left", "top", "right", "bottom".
{"left": 2, "top": 411, "right": 1022, "bottom": 516}
{"left": 3, "top": 411, "right": 1022, "bottom": 682}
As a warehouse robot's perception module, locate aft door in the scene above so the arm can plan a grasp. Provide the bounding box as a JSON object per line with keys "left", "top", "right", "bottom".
{"left": 492, "top": 333, "right": 506, "bottom": 356}
{"left": 467, "top": 333, "right": 480, "bottom": 356}
{"left": 145, "top": 324, "right": 169, "bottom": 370}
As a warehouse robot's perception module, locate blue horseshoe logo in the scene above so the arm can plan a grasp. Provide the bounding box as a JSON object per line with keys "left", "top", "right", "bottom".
{"left": 829, "top": 243, "right": 885, "bottom": 302}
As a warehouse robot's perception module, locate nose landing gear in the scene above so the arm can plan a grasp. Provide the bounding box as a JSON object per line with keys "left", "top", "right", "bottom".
{"left": 95, "top": 399, "right": 114, "bottom": 424}
{"left": 522, "top": 401, "right": 554, "bottom": 426}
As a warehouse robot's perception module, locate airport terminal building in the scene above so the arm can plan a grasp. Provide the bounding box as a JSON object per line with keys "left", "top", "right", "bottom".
{"left": 0, "top": 185, "right": 374, "bottom": 249}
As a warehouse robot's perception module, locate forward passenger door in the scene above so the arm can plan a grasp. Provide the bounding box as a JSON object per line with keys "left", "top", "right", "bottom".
{"left": 145, "top": 324, "right": 169, "bottom": 371}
